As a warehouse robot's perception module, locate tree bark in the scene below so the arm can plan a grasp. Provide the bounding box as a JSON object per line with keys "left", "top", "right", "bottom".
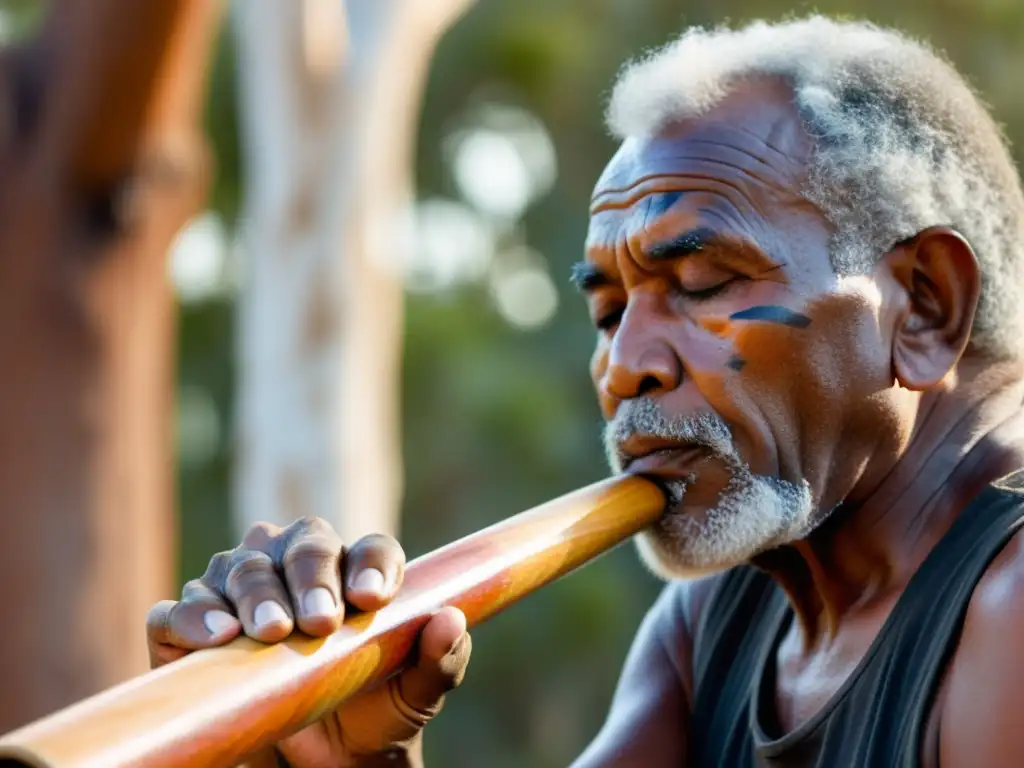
{"left": 232, "top": 0, "right": 473, "bottom": 545}
{"left": 0, "top": 0, "right": 222, "bottom": 732}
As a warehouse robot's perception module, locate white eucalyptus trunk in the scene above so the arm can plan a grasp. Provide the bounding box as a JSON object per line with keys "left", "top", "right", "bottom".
{"left": 232, "top": 0, "right": 473, "bottom": 544}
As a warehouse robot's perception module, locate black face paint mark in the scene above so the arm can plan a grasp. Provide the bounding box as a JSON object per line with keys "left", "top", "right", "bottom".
{"left": 647, "top": 191, "right": 684, "bottom": 220}
{"left": 729, "top": 305, "right": 812, "bottom": 328}
{"left": 726, "top": 355, "right": 747, "bottom": 372}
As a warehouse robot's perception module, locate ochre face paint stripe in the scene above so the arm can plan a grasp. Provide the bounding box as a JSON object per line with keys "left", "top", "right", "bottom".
{"left": 728, "top": 305, "right": 811, "bottom": 328}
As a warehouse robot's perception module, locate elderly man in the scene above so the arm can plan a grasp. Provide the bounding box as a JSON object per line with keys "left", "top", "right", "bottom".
{"left": 148, "top": 16, "right": 1024, "bottom": 767}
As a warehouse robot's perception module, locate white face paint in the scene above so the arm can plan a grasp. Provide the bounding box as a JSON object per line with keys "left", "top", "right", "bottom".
{"left": 604, "top": 397, "right": 815, "bottom": 579}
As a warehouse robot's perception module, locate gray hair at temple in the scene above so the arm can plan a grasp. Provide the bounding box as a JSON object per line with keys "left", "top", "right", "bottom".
{"left": 606, "top": 16, "right": 1024, "bottom": 359}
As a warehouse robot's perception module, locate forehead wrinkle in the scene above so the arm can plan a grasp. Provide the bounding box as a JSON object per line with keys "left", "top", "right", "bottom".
{"left": 592, "top": 174, "right": 703, "bottom": 210}
{"left": 590, "top": 158, "right": 797, "bottom": 217}
{"left": 591, "top": 113, "right": 810, "bottom": 210}
{"left": 729, "top": 121, "right": 810, "bottom": 169}
{"left": 647, "top": 115, "right": 805, "bottom": 166}
{"left": 585, "top": 211, "right": 621, "bottom": 250}
{"left": 696, "top": 207, "right": 784, "bottom": 265}
{"left": 624, "top": 197, "right": 659, "bottom": 270}
{"left": 674, "top": 174, "right": 765, "bottom": 229}
{"left": 591, "top": 172, "right": 769, "bottom": 216}
{"left": 672, "top": 140, "right": 805, "bottom": 192}
{"left": 694, "top": 113, "right": 812, "bottom": 163}
{"left": 640, "top": 191, "right": 661, "bottom": 231}
{"left": 653, "top": 135, "right": 797, "bottom": 178}
{"left": 591, "top": 153, "right": 789, "bottom": 202}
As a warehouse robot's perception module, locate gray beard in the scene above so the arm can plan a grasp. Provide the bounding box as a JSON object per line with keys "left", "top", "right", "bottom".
{"left": 603, "top": 397, "right": 815, "bottom": 580}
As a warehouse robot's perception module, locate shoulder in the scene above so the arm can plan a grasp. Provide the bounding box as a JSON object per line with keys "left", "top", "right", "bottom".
{"left": 939, "top": 517, "right": 1024, "bottom": 766}
{"left": 645, "top": 572, "right": 732, "bottom": 689}
{"left": 568, "top": 573, "right": 730, "bottom": 768}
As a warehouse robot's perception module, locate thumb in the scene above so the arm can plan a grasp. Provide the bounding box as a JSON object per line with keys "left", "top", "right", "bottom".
{"left": 334, "top": 607, "right": 471, "bottom": 757}
{"left": 393, "top": 607, "right": 472, "bottom": 724}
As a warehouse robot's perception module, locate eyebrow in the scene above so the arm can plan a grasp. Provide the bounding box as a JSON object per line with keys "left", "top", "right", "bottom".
{"left": 645, "top": 226, "right": 725, "bottom": 261}
{"left": 570, "top": 261, "right": 609, "bottom": 291}
{"left": 570, "top": 226, "right": 728, "bottom": 293}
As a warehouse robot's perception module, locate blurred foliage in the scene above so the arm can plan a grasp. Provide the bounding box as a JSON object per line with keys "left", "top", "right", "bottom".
{"left": 187, "top": 0, "right": 1024, "bottom": 765}
{"left": 0, "top": 0, "right": 1018, "bottom": 764}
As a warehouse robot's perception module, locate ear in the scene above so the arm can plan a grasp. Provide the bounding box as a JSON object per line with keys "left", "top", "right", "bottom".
{"left": 883, "top": 226, "right": 980, "bottom": 390}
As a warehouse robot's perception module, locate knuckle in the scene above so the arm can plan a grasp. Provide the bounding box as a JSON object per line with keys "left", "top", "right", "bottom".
{"left": 145, "top": 600, "right": 176, "bottom": 636}
{"left": 391, "top": 678, "right": 443, "bottom": 726}
{"left": 224, "top": 550, "right": 277, "bottom": 594}
{"left": 180, "top": 579, "right": 207, "bottom": 601}
{"left": 281, "top": 539, "right": 339, "bottom": 570}
{"left": 241, "top": 521, "right": 281, "bottom": 549}
{"left": 283, "top": 515, "right": 339, "bottom": 545}
{"left": 201, "top": 551, "right": 233, "bottom": 585}
{"left": 297, "top": 515, "right": 335, "bottom": 535}
{"left": 180, "top": 579, "right": 224, "bottom": 608}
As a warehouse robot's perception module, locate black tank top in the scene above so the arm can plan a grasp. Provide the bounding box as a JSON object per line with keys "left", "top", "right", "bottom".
{"left": 690, "top": 471, "right": 1024, "bottom": 768}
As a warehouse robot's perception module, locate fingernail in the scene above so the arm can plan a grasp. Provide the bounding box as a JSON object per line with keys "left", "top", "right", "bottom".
{"left": 254, "top": 600, "right": 290, "bottom": 630}
{"left": 203, "top": 610, "right": 238, "bottom": 637}
{"left": 352, "top": 568, "right": 386, "bottom": 595}
{"left": 302, "top": 587, "right": 336, "bottom": 618}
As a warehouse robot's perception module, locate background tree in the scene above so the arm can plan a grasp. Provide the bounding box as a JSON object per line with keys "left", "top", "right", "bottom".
{"left": 231, "top": 0, "right": 473, "bottom": 544}
{"left": 0, "top": 0, "right": 222, "bottom": 732}
{"left": 172, "top": 0, "right": 1024, "bottom": 764}
{"left": 2, "top": 0, "right": 1022, "bottom": 765}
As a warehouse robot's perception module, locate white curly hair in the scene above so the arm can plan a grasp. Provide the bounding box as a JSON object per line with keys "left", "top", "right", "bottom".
{"left": 606, "top": 16, "right": 1024, "bottom": 359}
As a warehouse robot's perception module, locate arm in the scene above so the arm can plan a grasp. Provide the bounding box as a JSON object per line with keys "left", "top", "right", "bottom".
{"left": 571, "top": 577, "right": 718, "bottom": 768}
{"left": 938, "top": 531, "right": 1024, "bottom": 767}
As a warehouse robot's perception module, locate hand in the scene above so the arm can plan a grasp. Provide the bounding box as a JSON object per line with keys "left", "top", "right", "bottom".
{"left": 146, "top": 517, "right": 472, "bottom": 767}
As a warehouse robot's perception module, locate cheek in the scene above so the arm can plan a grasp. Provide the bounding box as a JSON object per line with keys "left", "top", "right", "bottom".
{"left": 733, "top": 324, "right": 834, "bottom": 458}
{"left": 671, "top": 322, "right": 774, "bottom": 472}
{"left": 730, "top": 291, "right": 891, "bottom": 403}
{"left": 729, "top": 296, "right": 892, "bottom": 478}
{"left": 589, "top": 339, "right": 615, "bottom": 419}
{"left": 687, "top": 365, "right": 772, "bottom": 470}
{"left": 721, "top": 324, "right": 814, "bottom": 473}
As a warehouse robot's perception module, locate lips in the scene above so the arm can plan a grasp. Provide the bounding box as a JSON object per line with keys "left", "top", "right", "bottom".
{"left": 620, "top": 439, "right": 708, "bottom": 478}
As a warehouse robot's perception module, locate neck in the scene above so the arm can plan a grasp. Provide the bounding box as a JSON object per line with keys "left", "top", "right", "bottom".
{"left": 753, "top": 356, "right": 1024, "bottom": 649}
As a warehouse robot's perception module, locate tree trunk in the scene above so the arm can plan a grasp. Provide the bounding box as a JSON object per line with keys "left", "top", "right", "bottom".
{"left": 0, "top": 0, "right": 222, "bottom": 732}
{"left": 232, "top": 0, "right": 473, "bottom": 545}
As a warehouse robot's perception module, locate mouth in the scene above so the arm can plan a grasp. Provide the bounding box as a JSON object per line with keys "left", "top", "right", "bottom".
{"left": 619, "top": 436, "right": 710, "bottom": 480}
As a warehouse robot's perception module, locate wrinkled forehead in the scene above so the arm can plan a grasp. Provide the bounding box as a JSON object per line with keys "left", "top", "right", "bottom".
{"left": 584, "top": 81, "right": 832, "bottom": 277}
{"left": 592, "top": 79, "right": 814, "bottom": 206}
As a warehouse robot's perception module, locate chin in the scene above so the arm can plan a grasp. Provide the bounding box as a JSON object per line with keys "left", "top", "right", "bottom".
{"left": 632, "top": 471, "right": 817, "bottom": 581}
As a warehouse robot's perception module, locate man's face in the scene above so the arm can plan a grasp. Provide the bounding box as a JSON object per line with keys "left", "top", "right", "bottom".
{"left": 580, "top": 80, "right": 907, "bottom": 577}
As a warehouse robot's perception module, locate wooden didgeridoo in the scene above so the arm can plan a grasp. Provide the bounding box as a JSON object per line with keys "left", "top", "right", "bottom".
{"left": 0, "top": 474, "right": 665, "bottom": 768}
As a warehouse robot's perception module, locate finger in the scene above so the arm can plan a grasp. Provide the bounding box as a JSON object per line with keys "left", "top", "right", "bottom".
{"left": 278, "top": 517, "right": 345, "bottom": 636}
{"left": 342, "top": 533, "right": 407, "bottom": 612}
{"left": 222, "top": 548, "right": 295, "bottom": 642}
{"left": 149, "top": 641, "right": 190, "bottom": 670}
{"left": 395, "top": 607, "right": 471, "bottom": 719}
{"left": 333, "top": 609, "right": 470, "bottom": 756}
{"left": 146, "top": 586, "right": 241, "bottom": 666}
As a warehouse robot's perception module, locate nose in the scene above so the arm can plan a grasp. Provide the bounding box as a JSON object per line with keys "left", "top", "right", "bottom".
{"left": 602, "top": 303, "right": 683, "bottom": 401}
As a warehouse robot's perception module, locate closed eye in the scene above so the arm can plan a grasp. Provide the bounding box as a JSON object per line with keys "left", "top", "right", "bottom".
{"left": 678, "top": 277, "right": 745, "bottom": 302}
{"left": 596, "top": 307, "right": 624, "bottom": 331}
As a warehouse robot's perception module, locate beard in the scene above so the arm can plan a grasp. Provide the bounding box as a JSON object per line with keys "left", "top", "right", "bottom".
{"left": 603, "top": 397, "right": 815, "bottom": 580}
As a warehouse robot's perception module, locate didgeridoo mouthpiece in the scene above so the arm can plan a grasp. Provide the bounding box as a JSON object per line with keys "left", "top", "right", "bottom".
{"left": 0, "top": 474, "right": 665, "bottom": 768}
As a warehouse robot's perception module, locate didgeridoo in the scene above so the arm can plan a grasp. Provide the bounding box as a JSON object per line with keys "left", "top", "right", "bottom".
{"left": 0, "top": 474, "right": 666, "bottom": 768}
